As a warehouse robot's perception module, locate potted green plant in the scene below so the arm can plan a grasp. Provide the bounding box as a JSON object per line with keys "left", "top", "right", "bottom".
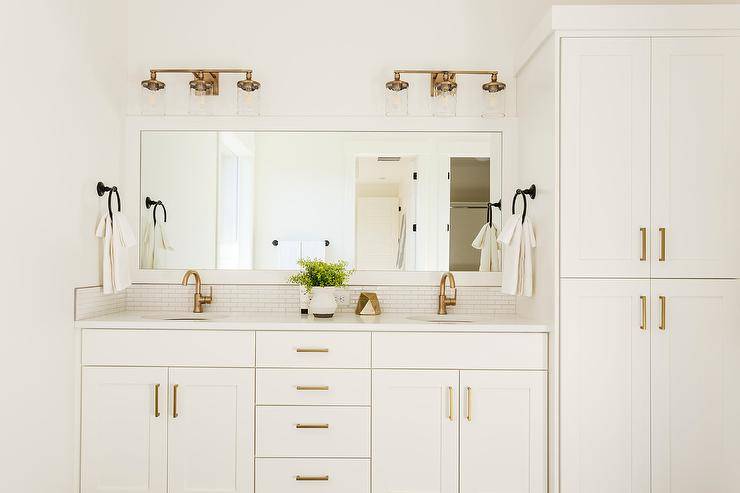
{"left": 288, "top": 259, "right": 353, "bottom": 318}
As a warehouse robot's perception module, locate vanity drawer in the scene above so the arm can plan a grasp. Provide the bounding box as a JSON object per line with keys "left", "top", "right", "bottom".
{"left": 256, "top": 459, "right": 370, "bottom": 493}
{"left": 256, "top": 332, "right": 370, "bottom": 368}
{"left": 372, "top": 332, "right": 547, "bottom": 369}
{"left": 82, "top": 329, "right": 255, "bottom": 367}
{"left": 256, "top": 406, "right": 370, "bottom": 458}
{"left": 257, "top": 369, "right": 370, "bottom": 406}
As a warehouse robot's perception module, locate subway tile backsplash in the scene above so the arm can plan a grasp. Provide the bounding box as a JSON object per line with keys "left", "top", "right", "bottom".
{"left": 75, "top": 284, "right": 515, "bottom": 320}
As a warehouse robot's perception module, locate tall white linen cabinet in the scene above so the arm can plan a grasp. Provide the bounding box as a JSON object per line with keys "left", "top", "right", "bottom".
{"left": 515, "top": 6, "right": 740, "bottom": 493}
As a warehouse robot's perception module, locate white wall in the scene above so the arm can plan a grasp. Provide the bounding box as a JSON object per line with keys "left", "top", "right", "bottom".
{"left": 0, "top": 2, "right": 126, "bottom": 493}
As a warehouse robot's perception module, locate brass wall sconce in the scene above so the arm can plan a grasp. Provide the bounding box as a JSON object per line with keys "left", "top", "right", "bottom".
{"left": 140, "top": 68, "right": 261, "bottom": 115}
{"left": 385, "top": 69, "right": 506, "bottom": 117}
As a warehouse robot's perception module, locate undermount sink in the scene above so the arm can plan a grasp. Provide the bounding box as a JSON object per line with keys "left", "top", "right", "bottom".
{"left": 141, "top": 314, "right": 223, "bottom": 321}
{"left": 406, "top": 315, "right": 478, "bottom": 323}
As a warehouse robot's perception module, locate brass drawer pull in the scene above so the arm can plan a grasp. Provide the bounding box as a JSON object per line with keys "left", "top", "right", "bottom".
{"left": 296, "top": 348, "right": 329, "bottom": 353}
{"left": 640, "top": 296, "right": 647, "bottom": 331}
{"left": 296, "top": 385, "right": 330, "bottom": 391}
{"left": 659, "top": 227, "right": 667, "bottom": 262}
{"left": 640, "top": 227, "right": 648, "bottom": 261}
{"left": 172, "top": 384, "right": 179, "bottom": 418}
{"left": 296, "top": 423, "right": 329, "bottom": 429}
{"left": 448, "top": 386, "right": 454, "bottom": 421}
{"left": 296, "top": 475, "right": 329, "bottom": 481}
{"left": 659, "top": 296, "right": 667, "bottom": 331}
{"left": 154, "top": 383, "right": 161, "bottom": 417}
{"left": 466, "top": 386, "right": 472, "bottom": 422}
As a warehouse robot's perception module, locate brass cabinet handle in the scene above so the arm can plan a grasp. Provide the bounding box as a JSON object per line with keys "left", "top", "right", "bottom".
{"left": 659, "top": 227, "right": 666, "bottom": 262}
{"left": 296, "top": 348, "right": 329, "bottom": 353}
{"left": 466, "top": 386, "right": 472, "bottom": 422}
{"left": 448, "top": 386, "right": 454, "bottom": 421}
{"left": 640, "top": 227, "right": 648, "bottom": 261}
{"left": 640, "top": 296, "right": 648, "bottom": 331}
{"left": 296, "top": 385, "right": 330, "bottom": 391}
{"left": 172, "top": 384, "right": 179, "bottom": 418}
{"left": 296, "top": 423, "right": 329, "bottom": 429}
{"left": 154, "top": 384, "right": 161, "bottom": 417}
{"left": 659, "top": 296, "right": 667, "bottom": 331}
{"left": 296, "top": 476, "right": 329, "bottom": 481}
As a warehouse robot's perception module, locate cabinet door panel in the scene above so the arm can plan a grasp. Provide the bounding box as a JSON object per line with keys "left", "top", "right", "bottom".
{"left": 651, "top": 37, "right": 740, "bottom": 278}
{"left": 460, "top": 371, "right": 546, "bottom": 493}
{"left": 651, "top": 280, "right": 740, "bottom": 493}
{"left": 560, "top": 279, "right": 651, "bottom": 493}
{"left": 168, "top": 368, "right": 254, "bottom": 493}
{"left": 561, "top": 38, "right": 651, "bottom": 277}
{"left": 372, "top": 370, "right": 458, "bottom": 493}
{"left": 81, "top": 367, "right": 167, "bottom": 493}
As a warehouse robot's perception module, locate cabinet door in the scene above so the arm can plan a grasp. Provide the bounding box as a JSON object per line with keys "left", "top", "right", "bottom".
{"left": 372, "top": 370, "right": 458, "bottom": 493}
{"left": 651, "top": 37, "right": 740, "bottom": 278}
{"left": 651, "top": 280, "right": 740, "bottom": 493}
{"left": 560, "top": 279, "right": 651, "bottom": 493}
{"left": 561, "top": 38, "right": 651, "bottom": 277}
{"left": 460, "top": 371, "right": 546, "bottom": 493}
{"left": 168, "top": 368, "right": 254, "bottom": 493}
{"left": 81, "top": 367, "right": 167, "bottom": 493}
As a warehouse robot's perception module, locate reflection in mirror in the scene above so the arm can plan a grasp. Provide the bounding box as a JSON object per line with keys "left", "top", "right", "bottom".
{"left": 140, "top": 131, "right": 501, "bottom": 272}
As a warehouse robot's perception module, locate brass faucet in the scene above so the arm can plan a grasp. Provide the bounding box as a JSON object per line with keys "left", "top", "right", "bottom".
{"left": 181, "top": 270, "right": 213, "bottom": 313}
{"left": 438, "top": 272, "right": 457, "bottom": 315}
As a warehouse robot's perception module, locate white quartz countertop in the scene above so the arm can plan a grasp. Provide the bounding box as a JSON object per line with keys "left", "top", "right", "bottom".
{"left": 75, "top": 311, "right": 549, "bottom": 332}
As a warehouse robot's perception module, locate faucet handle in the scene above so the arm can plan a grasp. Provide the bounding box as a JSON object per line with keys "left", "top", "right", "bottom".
{"left": 447, "top": 287, "right": 457, "bottom": 306}
{"left": 201, "top": 286, "right": 213, "bottom": 304}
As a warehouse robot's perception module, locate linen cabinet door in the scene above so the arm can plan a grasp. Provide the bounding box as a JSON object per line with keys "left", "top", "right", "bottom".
{"left": 651, "top": 37, "right": 740, "bottom": 278}
{"left": 81, "top": 367, "right": 167, "bottom": 493}
{"left": 167, "top": 368, "right": 254, "bottom": 493}
{"left": 560, "top": 38, "right": 651, "bottom": 277}
{"left": 372, "top": 370, "right": 458, "bottom": 493}
{"left": 651, "top": 280, "right": 740, "bottom": 493}
{"left": 560, "top": 279, "right": 651, "bottom": 493}
{"left": 459, "top": 371, "right": 546, "bottom": 493}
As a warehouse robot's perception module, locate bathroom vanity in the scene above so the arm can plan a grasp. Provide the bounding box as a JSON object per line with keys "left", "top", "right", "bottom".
{"left": 77, "top": 313, "right": 548, "bottom": 493}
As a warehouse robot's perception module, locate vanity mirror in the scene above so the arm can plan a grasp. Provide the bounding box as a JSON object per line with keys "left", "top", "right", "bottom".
{"left": 139, "top": 131, "right": 502, "bottom": 272}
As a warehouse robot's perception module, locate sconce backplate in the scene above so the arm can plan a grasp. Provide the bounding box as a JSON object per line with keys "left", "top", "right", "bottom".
{"left": 193, "top": 71, "right": 220, "bottom": 96}
{"left": 430, "top": 71, "right": 457, "bottom": 97}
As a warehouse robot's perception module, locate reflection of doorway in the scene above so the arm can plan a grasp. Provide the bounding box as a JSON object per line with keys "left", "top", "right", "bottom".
{"left": 448, "top": 157, "right": 491, "bottom": 271}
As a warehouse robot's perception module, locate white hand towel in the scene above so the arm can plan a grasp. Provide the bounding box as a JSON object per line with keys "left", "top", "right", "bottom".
{"left": 300, "top": 240, "right": 326, "bottom": 261}
{"left": 497, "top": 214, "right": 536, "bottom": 297}
{"left": 278, "top": 240, "right": 301, "bottom": 269}
{"left": 96, "top": 211, "right": 137, "bottom": 294}
{"left": 396, "top": 213, "right": 407, "bottom": 270}
{"left": 471, "top": 222, "right": 500, "bottom": 272}
{"left": 142, "top": 216, "right": 174, "bottom": 269}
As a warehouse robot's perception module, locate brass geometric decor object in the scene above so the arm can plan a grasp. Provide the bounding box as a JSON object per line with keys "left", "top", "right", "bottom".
{"left": 355, "top": 292, "right": 381, "bottom": 316}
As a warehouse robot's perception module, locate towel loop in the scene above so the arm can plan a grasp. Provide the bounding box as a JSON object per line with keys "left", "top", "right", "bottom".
{"left": 272, "top": 240, "right": 330, "bottom": 247}
{"left": 146, "top": 197, "right": 167, "bottom": 226}
{"left": 97, "top": 181, "right": 121, "bottom": 221}
{"left": 511, "top": 184, "right": 537, "bottom": 223}
{"left": 487, "top": 200, "right": 502, "bottom": 227}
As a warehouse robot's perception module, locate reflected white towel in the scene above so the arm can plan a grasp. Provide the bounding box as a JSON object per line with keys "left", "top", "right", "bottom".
{"left": 95, "top": 211, "right": 137, "bottom": 294}
{"left": 278, "top": 241, "right": 301, "bottom": 269}
{"left": 142, "top": 216, "right": 174, "bottom": 269}
{"left": 471, "top": 222, "right": 500, "bottom": 272}
{"left": 396, "top": 213, "right": 406, "bottom": 270}
{"left": 497, "top": 214, "right": 536, "bottom": 297}
{"left": 301, "top": 240, "right": 326, "bottom": 261}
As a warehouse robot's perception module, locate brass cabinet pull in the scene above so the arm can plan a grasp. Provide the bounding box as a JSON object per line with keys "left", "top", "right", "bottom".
{"left": 296, "top": 476, "right": 329, "bottom": 481}
{"left": 172, "top": 384, "right": 179, "bottom": 418}
{"left": 448, "top": 386, "right": 454, "bottom": 421}
{"left": 659, "top": 227, "right": 666, "bottom": 262}
{"left": 659, "top": 296, "right": 667, "bottom": 331}
{"left": 296, "top": 423, "right": 329, "bottom": 429}
{"left": 466, "top": 386, "right": 472, "bottom": 422}
{"left": 640, "top": 296, "right": 648, "bottom": 331}
{"left": 296, "top": 386, "right": 330, "bottom": 391}
{"left": 640, "top": 227, "right": 648, "bottom": 261}
{"left": 154, "top": 384, "right": 161, "bottom": 417}
{"left": 296, "top": 348, "right": 329, "bottom": 353}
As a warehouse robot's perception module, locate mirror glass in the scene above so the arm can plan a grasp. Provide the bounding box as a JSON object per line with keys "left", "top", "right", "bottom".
{"left": 140, "top": 131, "right": 502, "bottom": 271}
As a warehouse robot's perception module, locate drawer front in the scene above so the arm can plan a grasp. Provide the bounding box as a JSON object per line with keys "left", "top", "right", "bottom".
{"left": 256, "top": 332, "right": 370, "bottom": 368}
{"left": 256, "top": 406, "right": 370, "bottom": 458}
{"left": 257, "top": 369, "right": 370, "bottom": 406}
{"left": 256, "top": 459, "right": 370, "bottom": 493}
{"left": 82, "top": 330, "right": 255, "bottom": 367}
{"left": 372, "top": 332, "right": 547, "bottom": 369}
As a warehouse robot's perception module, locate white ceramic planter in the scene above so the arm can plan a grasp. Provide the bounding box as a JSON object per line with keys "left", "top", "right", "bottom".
{"left": 310, "top": 287, "right": 338, "bottom": 318}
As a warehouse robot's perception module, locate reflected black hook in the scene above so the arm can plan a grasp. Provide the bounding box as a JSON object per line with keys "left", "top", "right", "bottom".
{"left": 512, "top": 184, "right": 537, "bottom": 223}
{"left": 486, "top": 200, "right": 502, "bottom": 227}
{"left": 146, "top": 196, "right": 167, "bottom": 226}
{"left": 97, "top": 181, "right": 121, "bottom": 221}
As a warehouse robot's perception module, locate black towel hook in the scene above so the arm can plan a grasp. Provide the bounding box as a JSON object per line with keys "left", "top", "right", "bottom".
{"left": 146, "top": 197, "right": 167, "bottom": 226}
{"left": 97, "top": 181, "right": 121, "bottom": 221}
{"left": 486, "top": 200, "right": 502, "bottom": 227}
{"left": 511, "top": 184, "right": 537, "bottom": 223}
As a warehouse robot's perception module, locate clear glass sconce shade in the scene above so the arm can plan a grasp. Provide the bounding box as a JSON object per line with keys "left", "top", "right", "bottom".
{"left": 385, "top": 88, "right": 408, "bottom": 116}
{"left": 140, "top": 86, "right": 166, "bottom": 115}
{"left": 481, "top": 89, "right": 506, "bottom": 117}
{"left": 237, "top": 89, "right": 260, "bottom": 116}
{"left": 431, "top": 90, "right": 457, "bottom": 117}
{"left": 188, "top": 87, "right": 213, "bottom": 115}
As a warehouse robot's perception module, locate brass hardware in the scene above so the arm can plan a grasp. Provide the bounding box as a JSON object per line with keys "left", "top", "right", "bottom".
{"left": 432, "top": 71, "right": 457, "bottom": 96}
{"left": 385, "top": 72, "right": 409, "bottom": 92}
{"left": 640, "top": 296, "right": 648, "bottom": 330}
{"left": 141, "top": 68, "right": 259, "bottom": 97}
{"left": 182, "top": 269, "right": 212, "bottom": 313}
{"left": 172, "top": 384, "right": 179, "bottom": 418}
{"left": 659, "top": 227, "right": 667, "bottom": 262}
{"left": 482, "top": 73, "right": 506, "bottom": 93}
{"left": 296, "top": 423, "right": 329, "bottom": 429}
{"left": 466, "top": 386, "right": 472, "bottom": 422}
{"left": 154, "top": 384, "right": 161, "bottom": 417}
{"left": 438, "top": 272, "right": 457, "bottom": 315}
{"left": 296, "top": 386, "right": 330, "bottom": 391}
{"left": 296, "top": 476, "right": 329, "bottom": 481}
{"left": 640, "top": 227, "right": 648, "bottom": 261}
{"left": 388, "top": 69, "right": 505, "bottom": 97}
{"left": 659, "top": 296, "right": 667, "bottom": 331}
{"left": 237, "top": 70, "right": 260, "bottom": 92}
{"left": 141, "top": 70, "right": 166, "bottom": 92}
{"left": 448, "top": 386, "right": 454, "bottom": 421}
{"left": 296, "top": 347, "right": 329, "bottom": 353}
